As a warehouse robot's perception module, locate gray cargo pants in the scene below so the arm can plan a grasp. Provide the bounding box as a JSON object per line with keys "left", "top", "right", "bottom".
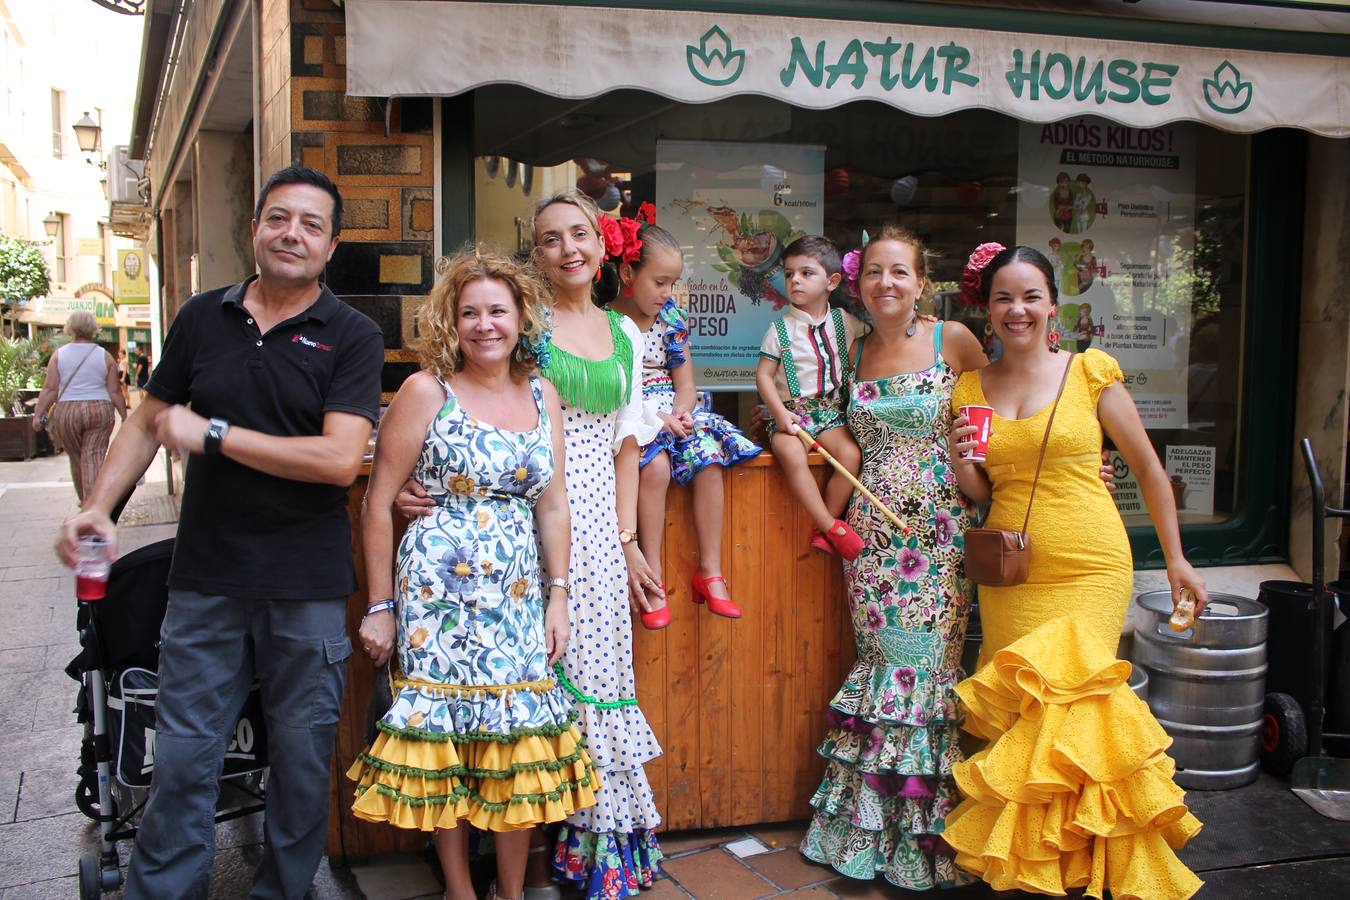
{"left": 124, "top": 590, "right": 352, "bottom": 900}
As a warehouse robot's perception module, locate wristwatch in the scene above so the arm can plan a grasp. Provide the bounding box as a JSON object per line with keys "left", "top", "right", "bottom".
{"left": 203, "top": 418, "right": 231, "bottom": 457}
{"left": 544, "top": 577, "right": 572, "bottom": 597}
{"left": 619, "top": 528, "right": 639, "bottom": 545}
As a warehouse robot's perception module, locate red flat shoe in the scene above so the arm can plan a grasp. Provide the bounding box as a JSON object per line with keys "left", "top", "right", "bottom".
{"left": 810, "top": 529, "right": 837, "bottom": 556}
{"left": 824, "top": 519, "right": 864, "bottom": 561}
{"left": 640, "top": 593, "right": 671, "bottom": 629}
{"left": 690, "top": 574, "right": 742, "bottom": 619}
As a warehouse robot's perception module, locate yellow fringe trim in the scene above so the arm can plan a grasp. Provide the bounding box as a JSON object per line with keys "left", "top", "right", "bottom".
{"left": 393, "top": 675, "right": 557, "bottom": 700}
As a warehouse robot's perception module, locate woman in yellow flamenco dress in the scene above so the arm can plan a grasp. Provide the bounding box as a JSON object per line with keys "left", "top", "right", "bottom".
{"left": 350, "top": 249, "right": 598, "bottom": 900}
{"left": 946, "top": 244, "right": 1210, "bottom": 900}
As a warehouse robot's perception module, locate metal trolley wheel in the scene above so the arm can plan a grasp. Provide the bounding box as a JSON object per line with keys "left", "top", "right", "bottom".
{"left": 1261, "top": 692, "right": 1308, "bottom": 777}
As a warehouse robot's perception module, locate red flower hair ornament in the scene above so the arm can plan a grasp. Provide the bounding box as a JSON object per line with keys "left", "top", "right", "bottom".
{"left": 601, "top": 205, "right": 657, "bottom": 266}
{"left": 960, "top": 241, "right": 1006, "bottom": 307}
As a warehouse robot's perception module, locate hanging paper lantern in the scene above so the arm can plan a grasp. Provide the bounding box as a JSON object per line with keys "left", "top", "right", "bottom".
{"left": 890, "top": 175, "right": 918, "bottom": 206}
{"left": 956, "top": 180, "right": 983, "bottom": 205}
{"left": 577, "top": 172, "right": 608, "bottom": 200}
{"left": 825, "top": 167, "right": 850, "bottom": 197}
{"left": 597, "top": 182, "right": 622, "bottom": 211}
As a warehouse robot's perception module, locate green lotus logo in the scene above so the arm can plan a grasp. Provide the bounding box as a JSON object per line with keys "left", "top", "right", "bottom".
{"left": 687, "top": 25, "right": 745, "bottom": 86}
{"left": 1203, "top": 61, "right": 1252, "bottom": 114}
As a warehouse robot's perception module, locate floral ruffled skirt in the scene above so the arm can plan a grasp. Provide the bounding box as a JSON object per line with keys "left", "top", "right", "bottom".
{"left": 638, "top": 406, "right": 761, "bottom": 484}
{"left": 801, "top": 651, "right": 969, "bottom": 890}
{"left": 347, "top": 674, "right": 599, "bottom": 832}
{"left": 945, "top": 616, "right": 1203, "bottom": 899}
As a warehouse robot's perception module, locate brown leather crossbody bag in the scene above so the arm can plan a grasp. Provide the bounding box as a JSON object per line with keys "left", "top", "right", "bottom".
{"left": 964, "top": 353, "right": 1074, "bottom": 587}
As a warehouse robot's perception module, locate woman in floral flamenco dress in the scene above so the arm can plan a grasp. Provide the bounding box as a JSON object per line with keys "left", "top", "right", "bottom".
{"left": 801, "top": 226, "right": 988, "bottom": 889}
{"left": 350, "top": 248, "right": 597, "bottom": 900}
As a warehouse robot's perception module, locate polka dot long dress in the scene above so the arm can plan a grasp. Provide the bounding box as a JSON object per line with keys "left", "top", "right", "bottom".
{"left": 546, "top": 312, "right": 665, "bottom": 899}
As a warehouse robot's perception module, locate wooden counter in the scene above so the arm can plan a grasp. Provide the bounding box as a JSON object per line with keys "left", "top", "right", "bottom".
{"left": 327, "top": 455, "right": 853, "bottom": 861}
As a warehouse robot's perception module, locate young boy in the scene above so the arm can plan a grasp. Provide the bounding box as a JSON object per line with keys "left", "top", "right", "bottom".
{"left": 755, "top": 235, "right": 866, "bottom": 560}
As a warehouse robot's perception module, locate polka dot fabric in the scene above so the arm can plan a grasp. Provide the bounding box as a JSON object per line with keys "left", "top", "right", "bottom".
{"left": 550, "top": 315, "right": 665, "bottom": 898}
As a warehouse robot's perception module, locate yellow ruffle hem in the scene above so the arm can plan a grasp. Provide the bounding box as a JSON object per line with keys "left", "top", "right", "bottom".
{"left": 945, "top": 617, "right": 1203, "bottom": 900}
{"left": 346, "top": 724, "right": 600, "bottom": 833}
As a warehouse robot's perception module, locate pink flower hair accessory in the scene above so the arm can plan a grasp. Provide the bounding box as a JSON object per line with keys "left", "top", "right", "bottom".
{"left": 841, "top": 248, "right": 862, "bottom": 299}
{"left": 960, "top": 241, "right": 1006, "bottom": 307}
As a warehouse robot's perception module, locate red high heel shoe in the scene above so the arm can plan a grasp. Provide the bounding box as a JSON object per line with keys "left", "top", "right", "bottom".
{"left": 823, "top": 519, "right": 864, "bottom": 561}
{"left": 640, "top": 585, "right": 671, "bottom": 630}
{"left": 690, "top": 574, "right": 742, "bottom": 619}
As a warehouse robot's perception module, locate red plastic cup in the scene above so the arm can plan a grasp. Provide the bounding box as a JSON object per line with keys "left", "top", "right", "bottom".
{"left": 75, "top": 536, "right": 111, "bottom": 601}
{"left": 958, "top": 405, "right": 994, "bottom": 462}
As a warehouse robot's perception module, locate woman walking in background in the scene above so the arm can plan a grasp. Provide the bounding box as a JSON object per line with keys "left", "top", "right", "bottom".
{"left": 32, "top": 310, "right": 126, "bottom": 504}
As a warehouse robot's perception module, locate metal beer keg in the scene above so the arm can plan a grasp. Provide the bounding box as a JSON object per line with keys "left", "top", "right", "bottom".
{"left": 1130, "top": 591, "right": 1268, "bottom": 790}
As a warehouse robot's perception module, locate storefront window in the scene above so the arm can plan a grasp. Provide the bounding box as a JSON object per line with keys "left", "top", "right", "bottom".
{"left": 469, "top": 87, "right": 1251, "bottom": 534}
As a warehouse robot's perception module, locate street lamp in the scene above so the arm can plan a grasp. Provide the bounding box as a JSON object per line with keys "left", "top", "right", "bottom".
{"left": 42, "top": 213, "right": 60, "bottom": 238}
{"left": 72, "top": 112, "right": 101, "bottom": 154}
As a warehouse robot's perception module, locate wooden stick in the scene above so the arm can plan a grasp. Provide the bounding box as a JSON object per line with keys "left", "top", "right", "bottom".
{"left": 793, "top": 427, "right": 906, "bottom": 532}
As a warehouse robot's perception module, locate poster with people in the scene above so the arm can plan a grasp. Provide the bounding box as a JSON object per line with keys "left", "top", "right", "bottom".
{"left": 1016, "top": 116, "right": 1196, "bottom": 430}
{"left": 656, "top": 139, "right": 825, "bottom": 390}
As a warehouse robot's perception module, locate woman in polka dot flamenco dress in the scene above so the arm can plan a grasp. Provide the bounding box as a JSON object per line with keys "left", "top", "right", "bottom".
{"left": 532, "top": 192, "right": 667, "bottom": 899}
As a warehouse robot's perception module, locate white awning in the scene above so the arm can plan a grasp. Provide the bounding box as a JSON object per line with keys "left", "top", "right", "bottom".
{"left": 346, "top": 1, "right": 1349, "bottom": 138}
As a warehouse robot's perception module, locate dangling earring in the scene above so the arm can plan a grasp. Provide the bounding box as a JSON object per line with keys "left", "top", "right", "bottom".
{"left": 514, "top": 338, "right": 529, "bottom": 362}
{"left": 621, "top": 283, "right": 634, "bottom": 300}
{"left": 1047, "top": 318, "right": 1061, "bottom": 353}
{"left": 905, "top": 308, "right": 918, "bottom": 338}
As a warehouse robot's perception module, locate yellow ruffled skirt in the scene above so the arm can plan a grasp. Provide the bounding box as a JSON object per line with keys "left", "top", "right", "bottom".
{"left": 347, "top": 676, "right": 600, "bottom": 833}
{"left": 945, "top": 617, "right": 1203, "bottom": 899}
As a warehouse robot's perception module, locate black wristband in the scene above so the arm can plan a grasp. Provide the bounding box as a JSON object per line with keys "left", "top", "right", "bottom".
{"left": 203, "top": 418, "right": 230, "bottom": 456}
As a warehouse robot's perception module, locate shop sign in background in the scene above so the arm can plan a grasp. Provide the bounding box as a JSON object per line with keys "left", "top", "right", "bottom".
{"left": 1016, "top": 115, "right": 1195, "bottom": 430}
{"left": 657, "top": 140, "right": 824, "bottom": 390}
{"left": 115, "top": 249, "right": 150, "bottom": 304}
{"left": 347, "top": 1, "right": 1350, "bottom": 137}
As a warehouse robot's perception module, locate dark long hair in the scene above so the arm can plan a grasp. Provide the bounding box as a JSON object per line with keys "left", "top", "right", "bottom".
{"left": 982, "top": 246, "right": 1058, "bottom": 304}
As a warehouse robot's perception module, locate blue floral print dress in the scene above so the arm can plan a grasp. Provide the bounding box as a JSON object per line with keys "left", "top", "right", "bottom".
{"left": 800, "top": 324, "right": 977, "bottom": 890}
{"left": 347, "top": 376, "right": 598, "bottom": 832}
{"left": 638, "top": 298, "right": 761, "bottom": 482}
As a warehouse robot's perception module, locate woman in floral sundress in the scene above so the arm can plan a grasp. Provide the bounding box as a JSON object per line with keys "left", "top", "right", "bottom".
{"left": 800, "top": 226, "right": 988, "bottom": 890}
{"left": 352, "top": 249, "right": 597, "bottom": 900}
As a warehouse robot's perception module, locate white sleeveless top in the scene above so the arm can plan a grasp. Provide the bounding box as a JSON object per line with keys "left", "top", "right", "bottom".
{"left": 55, "top": 343, "right": 110, "bottom": 402}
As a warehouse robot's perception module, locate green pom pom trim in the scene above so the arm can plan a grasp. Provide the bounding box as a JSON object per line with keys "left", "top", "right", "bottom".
{"left": 356, "top": 748, "right": 589, "bottom": 781}
{"left": 362, "top": 773, "right": 595, "bottom": 812}
{"left": 552, "top": 662, "right": 638, "bottom": 710}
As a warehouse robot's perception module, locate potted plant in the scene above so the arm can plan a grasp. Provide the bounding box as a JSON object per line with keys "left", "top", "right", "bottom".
{"left": 0, "top": 337, "right": 45, "bottom": 460}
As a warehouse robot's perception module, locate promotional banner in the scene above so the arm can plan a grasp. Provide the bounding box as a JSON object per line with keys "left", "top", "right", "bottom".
{"left": 347, "top": 1, "right": 1350, "bottom": 137}
{"left": 1016, "top": 115, "right": 1195, "bottom": 429}
{"left": 656, "top": 139, "right": 825, "bottom": 389}
{"left": 115, "top": 248, "right": 150, "bottom": 304}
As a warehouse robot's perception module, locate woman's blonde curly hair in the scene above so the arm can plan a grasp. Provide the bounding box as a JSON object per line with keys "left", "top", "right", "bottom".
{"left": 415, "top": 245, "right": 551, "bottom": 379}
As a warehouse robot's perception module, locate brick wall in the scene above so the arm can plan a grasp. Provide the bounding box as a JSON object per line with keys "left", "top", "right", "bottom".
{"left": 275, "top": 0, "right": 428, "bottom": 398}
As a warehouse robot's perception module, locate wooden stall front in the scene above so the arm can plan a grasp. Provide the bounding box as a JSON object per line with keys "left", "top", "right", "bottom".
{"left": 327, "top": 456, "right": 854, "bottom": 862}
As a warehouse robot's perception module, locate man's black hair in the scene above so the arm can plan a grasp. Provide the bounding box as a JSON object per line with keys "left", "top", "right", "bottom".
{"left": 254, "top": 165, "right": 344, "bottom": 238}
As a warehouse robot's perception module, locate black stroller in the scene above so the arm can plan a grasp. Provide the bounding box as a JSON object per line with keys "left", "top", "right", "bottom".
{"left": 66, "top": 538, "right": 269, "bottom": 898}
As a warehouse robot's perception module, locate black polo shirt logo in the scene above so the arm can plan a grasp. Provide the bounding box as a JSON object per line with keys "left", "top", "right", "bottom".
{"left": 292, "top": 333, "right": 334, "bottom": 351}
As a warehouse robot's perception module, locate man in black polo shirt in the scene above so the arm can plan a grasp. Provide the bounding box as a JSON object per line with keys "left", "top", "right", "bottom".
{"left": 58, "top": 166, "right": 383, "bottom": 899}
